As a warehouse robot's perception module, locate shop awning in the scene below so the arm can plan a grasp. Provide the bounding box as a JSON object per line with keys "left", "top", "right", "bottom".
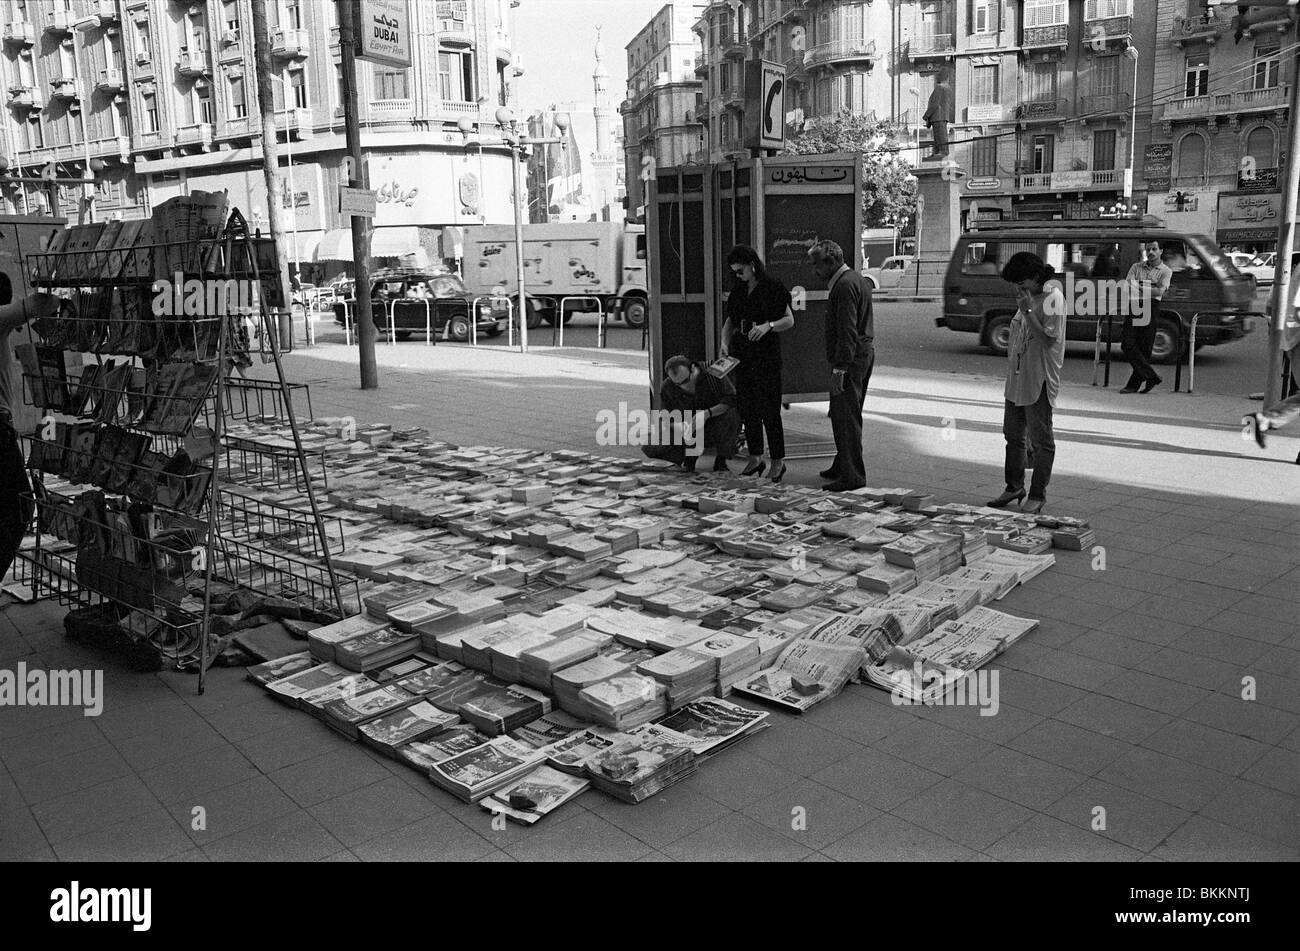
{"left": 315, "top": 226, "right": 423, "bottom": 262}
{"left": 286, "top": 230, "right": 321, "bottom": 264}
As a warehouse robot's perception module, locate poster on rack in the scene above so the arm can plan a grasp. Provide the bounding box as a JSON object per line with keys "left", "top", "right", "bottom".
{"left": 1, "top": 214, "right": 68, "bottom": 435}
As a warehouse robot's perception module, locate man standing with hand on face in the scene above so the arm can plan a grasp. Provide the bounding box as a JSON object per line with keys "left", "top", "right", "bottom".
{"left": 1121, "top": 239, "right": 1172, "bottom": 394}
{"left": 808, "top": 240, "right": 874, "bottom": 491}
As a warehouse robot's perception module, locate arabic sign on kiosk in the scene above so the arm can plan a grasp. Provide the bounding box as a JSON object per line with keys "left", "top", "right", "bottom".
{"left": 767, "top": 166, "right": 853, "bottom": 186}
{"left": 358, "top": 0, "right": 411, "bottom": 68}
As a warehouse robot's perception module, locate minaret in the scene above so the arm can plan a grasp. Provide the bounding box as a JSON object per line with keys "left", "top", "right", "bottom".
{"left": 590, "top": 26, "right": 624, "bottom": 222}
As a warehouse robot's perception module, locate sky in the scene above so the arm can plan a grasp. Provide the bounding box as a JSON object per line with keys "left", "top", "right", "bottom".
{"left": 512, "top": 0, "right": 687, "bottom": 176}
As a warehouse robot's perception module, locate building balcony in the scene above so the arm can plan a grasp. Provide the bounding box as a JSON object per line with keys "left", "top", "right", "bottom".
{"left": 1080, "top": 92, "right": 1130, "bottom": 118}
{"left": 175, "top": 122, "right": 214, "bottom": 149}
{"left": 695, "top": 52, "right": 708, "bottom": 76}
{"left": 720, "top": 33, "right": 748, "bottom": 59}
{"left": 50, "top": 78, "right": 79, "bottom": 102}
{"left": 1016, "top": 169, "right": 1123, "bottom": 192}
{"left": 721, "top": 89, "right": 744, "bottom": 111}
{"left": 439, "top": 99, "right": 479, "bottom": 117}
{"left": 271, "top": 27, "right": 309, "bottom": 59}
{"left": 363, "top": 98, "right": 413, "bottom": 124}
{"left": 1017, "top": 98, "right": 1068, "bottom": 122}
{"left": 276, "top": 107, "right": 314, "bottom": 140}
{"left": 806, "top": 38, "right": 876, "bottom": 70}
{"left": 176, "top": 48, "right": 211, "bottom": 76}
{"left": 1083, "top": 16, "right": 1131, "bottom": 50}
{"left": 3, "top": 21, "right": 35, "bottom": 46}
{"left": 1235, "top": 6, "right": 1297, "bottom": 40}
{"left": 96, "top": 68, "right": 125, "bottom": 93}
{"left": 907, "top": 32, "right": 954, "bottom": 59}
{"left": 1171, "top": 12, "right": 1224, "bottom": 46}
{"left": 437, "top": 18, "right": 473, "bottom": 46}
{"left": 7, "top": 84, "right": 36, "bottom": 109}
{"left": 92, "top": 0, "right": 119, "bottom": 23}
{"left": 1021, "top": 23, "right": 1069, "bottom": 50}
{"left": 44, "top": 11, "right": 73, "bottom": 35}
{"left": 495, "top": 31, "right": 511, "bottom": 64}
{"left": 221, "top": 28, "right": 240, "bottom": 47}
{"left": 1161, "top": 85, "right": 1290, "bottom": 125}
{"left": 90, "top": 134, "right": 132, "bottom": 160}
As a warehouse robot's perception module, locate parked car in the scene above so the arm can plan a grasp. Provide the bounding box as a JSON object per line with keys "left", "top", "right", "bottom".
{"left": 862, "top": 255, "right": 914, "bottom": 291}
{"left": 1230, "top": 252, "right": 1276, "bottom": 287}
{"left": 938, "top": 218, "right": 1257, "bottom": 364}
{"left": 333, "top": 268, "right": 506, "bottom": 342}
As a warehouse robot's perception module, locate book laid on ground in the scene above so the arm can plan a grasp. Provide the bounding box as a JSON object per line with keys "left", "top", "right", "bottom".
{"left": 584, "top": 730, "right": 698, "bottom": 803}
{"left": 456, "top": 682, "right": 553, "bottom": 736}
{"left": 323, "top": 684, "right": 421, "bottom": 740}
{"left": 333, "top": 624, "right": 422, "bottom": 672}
{"left": 508, "top": 710, "right": 592, "bottom": 751}
{"left": 359, "top": 700, "right": 461, "bottom": 756}
{"left": 479, "top": 765, "right": 590, "bottom": 825}
{"left": 395, "top": 724, "right": 491, "bottom": 772}
{"left": 655, "top": 698, "right": 770, "bottom": 757}
{"left": 863, "top": 606, "right": 1039, "bottom": 703}
{"left": 263, "top": 662, "right": 350, "bottom": 704}
{"left": 308, "top": 614, "right": 388, "bottom": 663}
{"left": 246, "top": 650, "right": 318, "bottom": 686}
{"left": 427, "top": 736, "right": 545, "bottom": 802}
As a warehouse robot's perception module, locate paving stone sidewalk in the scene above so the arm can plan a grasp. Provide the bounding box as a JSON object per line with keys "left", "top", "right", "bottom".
{"left": 1, "top": 341, "right": 1295, "bottom": 862}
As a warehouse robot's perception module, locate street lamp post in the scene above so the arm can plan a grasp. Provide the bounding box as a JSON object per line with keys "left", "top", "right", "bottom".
{"left": 1123, "top": 45, "right": 1139, "bottom": 204}
{"left": 460, "top": 109, "right": 569, "bottom": 353}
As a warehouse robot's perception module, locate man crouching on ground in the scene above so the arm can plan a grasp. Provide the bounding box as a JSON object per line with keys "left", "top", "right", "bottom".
{"left": 641, "top": 355, "right": 741, "bottom": 473}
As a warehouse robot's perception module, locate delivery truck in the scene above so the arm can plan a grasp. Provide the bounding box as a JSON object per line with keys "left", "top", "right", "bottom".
{"left": 459, "top": 222, "right": 648, "bottom": 329}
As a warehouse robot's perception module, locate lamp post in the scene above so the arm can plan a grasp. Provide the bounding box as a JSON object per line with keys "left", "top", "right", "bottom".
{"left": 461, "top": 108, "right": 569, "bottom": 353}
{"left": 1123, "top": 45, "right": 1139, "bottom": 204}
{"left": 72, "top": 14, "right": 102, "bottom": 223}
{"left": 265, "top": 70, "right": 302, "bottom": 291}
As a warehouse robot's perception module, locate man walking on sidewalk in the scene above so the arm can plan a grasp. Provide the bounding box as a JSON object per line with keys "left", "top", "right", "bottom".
{"left": 1121, "top": 240, "right": 1172, "bottom": 394}
{"left": 808, "top": 240, "right": 874, "bottom": 491}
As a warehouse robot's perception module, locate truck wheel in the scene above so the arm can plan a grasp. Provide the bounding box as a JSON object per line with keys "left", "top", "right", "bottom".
{"left": 1151, "top": 316, "right": 1184, "bottom": 365}
{"left": 983, "top": 314, "right": 1013, "bottom": 357}
{"left": 622, "top": 298, "right": 648, "bottom": 329}
{"left": 525, "top": 300, "right": 544, "bottom": 329}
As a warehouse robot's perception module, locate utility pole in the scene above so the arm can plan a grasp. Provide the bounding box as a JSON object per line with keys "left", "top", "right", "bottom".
{"left": 251, "top": 0, "right": 294, "bottom": 351}
{"left": 1264, "top": 46, "right": 1300, "bottom": 406}
{"left": 339, "top": 0, "right": 379, "bottom": 389}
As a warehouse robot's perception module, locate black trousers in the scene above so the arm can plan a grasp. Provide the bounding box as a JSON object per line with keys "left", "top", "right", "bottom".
{"left": 828, "top": 347, "right": 874, "bottom": 486}
{"left": 736, "top": 359, "right": 785, "bottom": 459}
{"left": 0, "top": 419, "right": 33, "bottom": 582}
{"left": 640, "top": 408, "right": 741, "bottom": 466}
{"left": 1121, "top": 316, "right": 1159, "bottom": 388}
{"left": 1003, "top": 385, "right": 1056, "bottom": 502}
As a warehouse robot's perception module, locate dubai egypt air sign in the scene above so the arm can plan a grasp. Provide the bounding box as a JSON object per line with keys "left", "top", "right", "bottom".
{"left": 359, "top": 0, "right": 412, "bottom": 69}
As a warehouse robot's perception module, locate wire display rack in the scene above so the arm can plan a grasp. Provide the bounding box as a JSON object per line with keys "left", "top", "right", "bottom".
{"left": 17, "top": 203, "right": 348, "bottom": 691}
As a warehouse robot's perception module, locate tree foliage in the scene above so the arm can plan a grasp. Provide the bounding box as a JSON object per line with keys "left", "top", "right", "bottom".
{"left": 783, "top": 111, "right": 918, "bottom": 231}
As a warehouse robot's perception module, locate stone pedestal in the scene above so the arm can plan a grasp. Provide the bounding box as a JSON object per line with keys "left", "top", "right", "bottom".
{"left": 909, "top": 159, "right": 964, "bottom": 298}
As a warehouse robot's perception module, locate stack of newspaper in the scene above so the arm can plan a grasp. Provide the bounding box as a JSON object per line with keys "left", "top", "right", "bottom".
{"left": 979, "top": 548, "right": 1056, "bottom": 584}
{"left": 685, "top": 633, "right": 762, "bottom": 696}
{"left": 358, "top": 699, "right": 461, "bottom": 755}
{"left": 333, "top": 625, "right": 422, "bottom": 672}
{"left": 732, "top": 640, "right": 867, "bottom": 713}
{"left": 580, "top": 674, "right": 668, "bottom": 729}
{"left": 636, "top": 648, "right": 715, "bottom": 709}
{"left": 584, "top": 730, "right": 698, "bottom": 803}
{"left": 308, "top": 615, "right": 387, "bottom": 663}
{"left": 517, "top": 631, "right": 610, "bottom": 691}
{"left": 427, "top": 736, "right": 545, "bottom": 802}
{"left": 881, "top": 533, "right": 963, "bottom": 582}
{"left": 856, "top": 562, "right": 918, "bottom": 594}
{"left": 395, "top": 724, "right": 490, "bottom": 771}
{"left": 323, "top": 683, "right": 420, "bottom": 739}
{"left": 456, "top": 682, "right": 553, "bottom": 736}
{"left": 654, "top": 698, "right": 770, "bottom": 758}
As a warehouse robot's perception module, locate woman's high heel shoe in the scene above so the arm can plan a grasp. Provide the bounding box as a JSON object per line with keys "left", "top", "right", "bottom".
{"left": 768, "top": 461, "right": 787, "bottom": 483}
{"left": 741, "top": 457, "right": 766, "bottom": 477}
{"left": 1022, "top": 498, "right": 1045, "bottom": 515}
{"left": 987, "top": 489, "right": 1026, "bottom": 509}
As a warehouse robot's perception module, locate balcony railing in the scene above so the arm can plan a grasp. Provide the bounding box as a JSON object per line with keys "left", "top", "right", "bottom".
{"left": 7, "top": 85, "right": 36, "bottom": 108}
{"left": 1162, "top": 85, "right": 1290, "bottom": 121}
{"left": 44, "top": 11, "right": 73, "bottom": 35}
{"left": 1021, "top": 23, "right": 1069, "bottom": 49}
{"left": 695, "top": 52, "right": 708, "bottom": 75}
{"left": 50, "top": 78, "right": 79, "bottom": 102}
{"left": 1017, "top": 98, "right": 1067, "bottom": 121}
{"left": 364, "top": 98, "right": 413, "bottom": 121}
{"left": 3, "top": 21, "right": 35, "bottom": 46}
{"left": 90, "top": 134, "right": 132, "bottom": 158}
{"left": 1171, "top": 12, "right": 1224, "bottom": 45}
{"left": 271, "top": 27, "right": 309, "bottom": 58}
{"left": 909, "top": 31, "right": 954, "bottom": 57}
{"left": 1016, "top": 170, "right": 1120, "bottom": 191}
{"left": 721, "top": 89, "right": 744, "bottom": 110}
{"left": 1090, "top": 169, "right": 1121, "bottom": 186}
{"left": 806, "top": 38, "right": 876, "bottom": 69}
{"left": 276, "top": 107, "right": 314, "bottom": 138}
{"left": 439, "top": 99, "right": 479, "bottom": 116}
{"left": 1080, "top": 92, "right": 1130, "bottom": 116}
{"left": 1083, "top": 15, "right": 1132, "bottom": 47}
{"left": 176, "top": 48, "right": 211, "bottom": 76}
{"left": 495, "top": 33, "right": 511, "bottom": 65}
{"left": 175, "top": 122, "right": 214, "bottom": 148}
{"left": 92, "top": 0, "right": 119, "bottom": 22}
{"left": 96, "top": 68, "right": 125, "bottom": 93}
{"left": 720, "top": 33, "right": 748, "bottom": 58}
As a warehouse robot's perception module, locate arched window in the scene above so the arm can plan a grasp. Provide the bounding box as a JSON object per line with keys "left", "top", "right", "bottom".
{"left": 1177, "top": 133, "right": 1206, "bottom": 180}
{"left": 1245, "top": 126, "right": 1275, "bottom": 166}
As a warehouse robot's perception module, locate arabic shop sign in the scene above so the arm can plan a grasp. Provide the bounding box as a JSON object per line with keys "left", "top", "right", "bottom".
{"left": 1217, "top": 192, "right": 1281, "bottom": 231}
{"left": 358, "top": 0, "right": 411, "bottom": 68}
{"left": 376, "top": 180, "right": 420, "bottom": 207}
{"left": 767, "top": 166, "right": 853, "bottom": 186}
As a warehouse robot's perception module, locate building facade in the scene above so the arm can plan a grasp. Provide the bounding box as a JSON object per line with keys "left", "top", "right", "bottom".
{"left": 620, "top": 1, "right": 704, "bottom": 218}
{"left": 1148, "top": 0, "right": 1296, "bottom": 254}
{"left": 0, "top": 0, "right": 523, "bottom": 270}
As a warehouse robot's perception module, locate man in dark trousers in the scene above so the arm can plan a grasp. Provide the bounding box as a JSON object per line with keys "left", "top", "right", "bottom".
{"left": 808, "top": 240, "right": 874, "bottom": 491}
{"left": 922, "top": 69, "right": 953, "bottom": 161}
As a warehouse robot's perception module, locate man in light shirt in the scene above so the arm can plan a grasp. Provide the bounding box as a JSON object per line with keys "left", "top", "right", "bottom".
{"left": 1121, "top": 240, "right": 1173, "bottom": 394}
{"left": 1246, "top": 259, "right": 1300, "bottom": 463}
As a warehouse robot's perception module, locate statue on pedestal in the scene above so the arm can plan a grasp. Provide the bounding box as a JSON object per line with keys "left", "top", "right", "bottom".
{"left": 922, "top": 68, "right": 954, "bottom": 162}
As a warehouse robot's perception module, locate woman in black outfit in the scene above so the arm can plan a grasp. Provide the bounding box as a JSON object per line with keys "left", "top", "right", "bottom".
{"left": 720, "top": 246, "right": 795, "bottom": 482}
